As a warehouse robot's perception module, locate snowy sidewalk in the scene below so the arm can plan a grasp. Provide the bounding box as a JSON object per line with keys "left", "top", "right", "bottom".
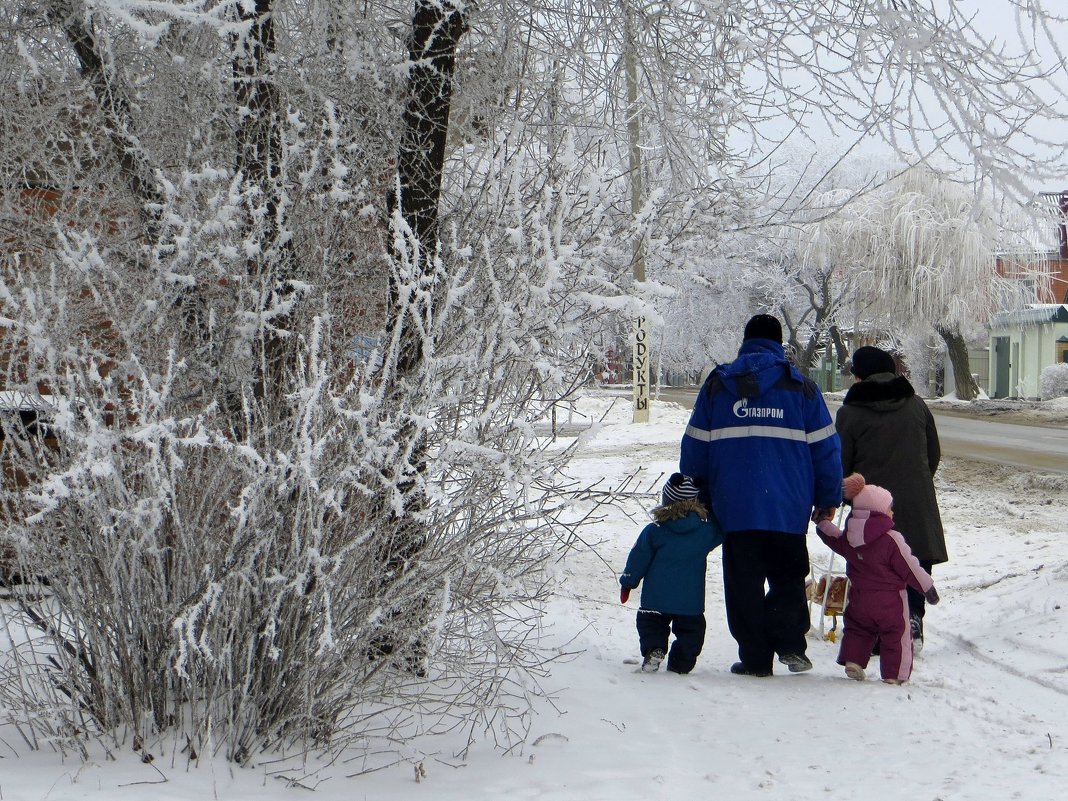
{"left": 3, "top": 393, "right": 1068, "bottom": 801}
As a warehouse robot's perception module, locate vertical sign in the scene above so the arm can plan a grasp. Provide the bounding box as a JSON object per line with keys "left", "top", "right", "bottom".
{"left": 633, "top": 315, "right": 650, "bottom": 423}
{"left": 625, "top": 14, "right": 649, "bottom": 424}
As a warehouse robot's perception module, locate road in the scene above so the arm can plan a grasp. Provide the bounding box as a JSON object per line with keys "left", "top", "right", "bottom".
{"left": 924, "top": 412, "right": 1068, "bottom": 474}
{"left": 655, "top": 386, "right": 1068, "bottom": 475}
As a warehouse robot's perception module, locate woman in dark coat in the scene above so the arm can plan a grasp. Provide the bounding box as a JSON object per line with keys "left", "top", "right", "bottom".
{"left": 835, "top": 346, "right": 948, "bottom": 652}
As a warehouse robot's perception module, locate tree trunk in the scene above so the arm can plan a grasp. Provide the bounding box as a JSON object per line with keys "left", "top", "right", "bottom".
{"left": 937, "top": 324, "right": 980, "bottom": 401}
{"left": 372, "top": 0, "right": 467, "bottom": 674}
{"left": 780, "top": 307, "right": 818, "bottom": 379}
{"left": 799, "top": 333, "right": 822, "bottom": 379}
{"left": 231, "top": 0, "right": 298, "bottom": 423}
{"left": 387, "top": 0, "right": 467, "bottom": 375}
{"left": 829, "top": 325, "right": 850, "bottom": 373}
{"left": 48, "top": 0, "right": 163, "bottom": 234}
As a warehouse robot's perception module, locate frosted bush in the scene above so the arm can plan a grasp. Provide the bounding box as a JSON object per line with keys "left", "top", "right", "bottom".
{"left": 6, "top": 0, "right": 1068, "bottom": 770}
{"left": 0, "top": 2, "right": 627, "bottom": 763}
{"left": 1040, "top": 363, "right": 1068, "bottom": 400}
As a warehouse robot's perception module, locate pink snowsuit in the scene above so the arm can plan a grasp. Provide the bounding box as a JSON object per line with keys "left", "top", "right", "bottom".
{"left": 816, "top": 511, "right": 934, "bottom": 682}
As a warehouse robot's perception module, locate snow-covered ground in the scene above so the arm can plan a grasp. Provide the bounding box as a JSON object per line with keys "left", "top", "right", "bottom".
{"left": 3, "top": 393, "right": 1068, "bottom": 800}
{"left": 926, "top": 394, "right": 1068, "bottom": 427}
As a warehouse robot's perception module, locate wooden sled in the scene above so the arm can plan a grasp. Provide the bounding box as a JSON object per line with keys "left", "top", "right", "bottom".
{"left": 807, "top": 509, "right": 850, "bottom": 642}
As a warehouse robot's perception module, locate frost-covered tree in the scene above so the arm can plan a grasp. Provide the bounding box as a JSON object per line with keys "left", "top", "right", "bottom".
{"left": 0, "top": 0, "right": 625, "bottom": 763}
{"left": 3, "top": 0, "right": 1068, "bottom": 770}
{"left": 630, "top": 0, "right": 1068, "bottom": 381}
{"left": 718, "top": 0, "right": 1068, "bottom": 201}
{"left": 834, "top": 166, "right": 1015, "bottom": 400}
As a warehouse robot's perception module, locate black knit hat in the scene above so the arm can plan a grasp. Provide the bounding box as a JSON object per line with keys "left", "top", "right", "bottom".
{"left": 662, "top": 473, "right": 700, "bottom": 506}
{"left": 850, "top": 346, "right": 896, "bottom": 379}
{"left": 742, "top": 314, "right": 783, "bottom": 343}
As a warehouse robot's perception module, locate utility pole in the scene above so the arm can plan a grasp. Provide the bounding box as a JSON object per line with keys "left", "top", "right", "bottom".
{"left": 624, "top": 12, "right": 649, "bottom": 423}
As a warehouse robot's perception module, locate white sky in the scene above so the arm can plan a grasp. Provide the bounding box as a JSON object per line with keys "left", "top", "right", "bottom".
{"left": 747, "top": 1, "right": 1068, "bottom": 200}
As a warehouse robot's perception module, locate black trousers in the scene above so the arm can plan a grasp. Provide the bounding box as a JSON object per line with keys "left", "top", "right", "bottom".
{"left": 722, "top": 530, "right": 810, "bottom": 673}
{"left": 908, "top": 560, "right": 935, "bottom": 620}
{"left": 635, "top": 610, "right": 706, "bottom": 674}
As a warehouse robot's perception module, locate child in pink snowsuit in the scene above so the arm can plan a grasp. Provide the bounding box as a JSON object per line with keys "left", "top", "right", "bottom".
{"left": 815, "top": 474, "right": 940, "bottom": 683}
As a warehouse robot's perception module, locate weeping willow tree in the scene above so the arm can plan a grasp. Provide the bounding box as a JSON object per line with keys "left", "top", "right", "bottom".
{"left": 837, "top": 166, "right": 1022, "bottom": 400}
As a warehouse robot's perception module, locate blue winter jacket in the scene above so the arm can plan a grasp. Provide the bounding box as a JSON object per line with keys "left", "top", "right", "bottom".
{"left": 679, "top": 338, "right": 842, "bottom": 535}
{"left": 619, "top": 508, "right": 724, "bottom": 616}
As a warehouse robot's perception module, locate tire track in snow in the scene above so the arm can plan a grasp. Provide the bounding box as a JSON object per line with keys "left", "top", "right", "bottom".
{"left": 939, "top": 630, "right": 1068, "bottom": 698}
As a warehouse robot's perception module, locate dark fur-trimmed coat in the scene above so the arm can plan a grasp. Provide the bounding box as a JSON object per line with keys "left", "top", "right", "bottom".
{"left": 835, "top": 373, "right": 948, "bottom": 564}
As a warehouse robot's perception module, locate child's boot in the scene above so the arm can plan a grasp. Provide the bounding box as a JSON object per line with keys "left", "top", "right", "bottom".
{"left": 910, "top": 614, "right": 924, "bottom": 654}
{"left": 844, "top": 662, "right": 865, "bottom": 681}
{"left": 641, "top": 649, "right": 665, "bottom": 672}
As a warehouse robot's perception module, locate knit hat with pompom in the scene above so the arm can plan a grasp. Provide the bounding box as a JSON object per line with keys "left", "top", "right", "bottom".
{"left": 842, "top": 472, "right": 893, "bottom": 514}
{"left": 842, "top": 473, "right": 865, "bottom": 501}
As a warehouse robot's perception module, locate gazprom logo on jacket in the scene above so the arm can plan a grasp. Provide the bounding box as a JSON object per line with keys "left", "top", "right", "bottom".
{"left": 732, "top": 399, "right": 785, "bottom": 419}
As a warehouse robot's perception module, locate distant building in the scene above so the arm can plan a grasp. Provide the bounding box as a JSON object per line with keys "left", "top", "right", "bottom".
{"left": 982, "top": 192, "right": 1068, "bottom": 398}
{"left": 995, "top": 195, "right": 1068, "bottom": 307}
{"left": 988, "top": 304, "right": 1068, "bottom": 399}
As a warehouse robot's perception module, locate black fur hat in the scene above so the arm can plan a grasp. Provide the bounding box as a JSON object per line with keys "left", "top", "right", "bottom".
{"left": 850, "top": 346, "right": 896, "bottom": 379}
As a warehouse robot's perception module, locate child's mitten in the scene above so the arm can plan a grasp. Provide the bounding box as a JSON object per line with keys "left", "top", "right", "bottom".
{"left": 620, "top": 587, "right": 631, "bottom": 604}
{"left": 925, "top": 586, "right": 940, "bottom": 605}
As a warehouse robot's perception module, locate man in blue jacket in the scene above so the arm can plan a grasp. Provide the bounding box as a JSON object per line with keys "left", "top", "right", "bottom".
{"left": 680, "top": 314, "right": 842, "bottom": 677}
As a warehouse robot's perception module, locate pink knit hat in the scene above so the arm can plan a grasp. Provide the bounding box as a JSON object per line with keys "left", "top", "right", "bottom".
{"left": 852, "top": 484, "right": 893, "bottom": 514}
{"left": 842, "top": 472, "right": 894, "bottom": 514}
